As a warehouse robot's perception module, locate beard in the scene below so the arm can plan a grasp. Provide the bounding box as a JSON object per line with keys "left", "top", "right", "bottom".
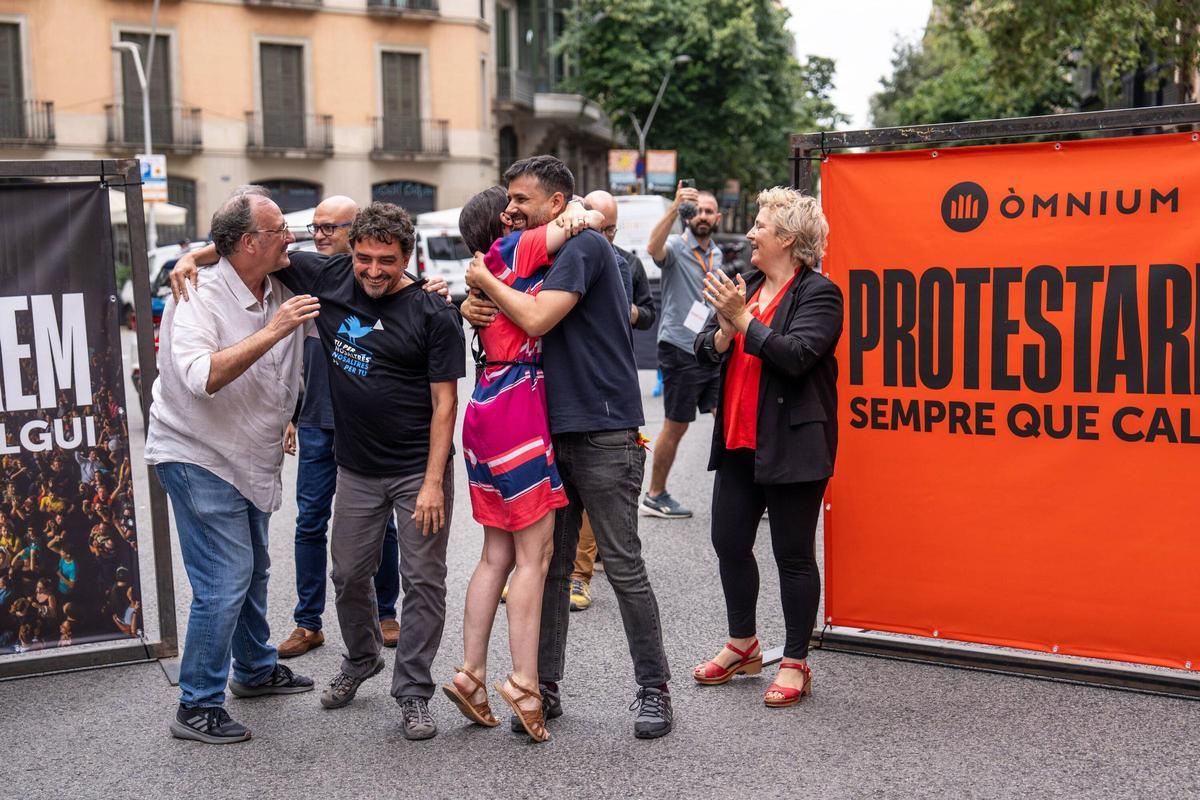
{"left": 355, "top": 272, "right": 398, "bottom": 298}
{"left": 688, "top": 218, "right": 712, "bottom": 236}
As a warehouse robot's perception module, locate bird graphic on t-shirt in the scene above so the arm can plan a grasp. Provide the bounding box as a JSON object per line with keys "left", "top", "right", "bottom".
{"left": 337, "top": 315, "right": 375, "bottom": 345}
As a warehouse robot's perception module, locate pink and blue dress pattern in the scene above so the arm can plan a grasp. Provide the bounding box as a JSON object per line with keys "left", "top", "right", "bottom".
{"left": 462, "top": 227, "right": 568, "bottom": 531}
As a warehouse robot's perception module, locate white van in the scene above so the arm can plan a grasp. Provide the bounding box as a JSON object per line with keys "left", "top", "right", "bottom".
{"left": 412, "top": 208, "right": 471, "bottom": 303}
{"left": 613, "top": 194, "right": 679, "bottom": 280}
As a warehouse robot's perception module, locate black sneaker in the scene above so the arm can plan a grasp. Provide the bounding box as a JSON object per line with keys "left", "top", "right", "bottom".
{"left": 509, "top": 682, "right": 563, "bottom": 733}
{"left": 320, "top": 658, "right": 385, "bottom": 709}
{"left": 641, "top": 492, "right": 692, "bottom": 519}
{"left": 169, "top": 704, "right": 251, "bottom": 744}
{"left": 630, "top": 687, "right": 673, "bottom": 739}
{"left": 229, "top": 663, "right": 314, "bottom": 698}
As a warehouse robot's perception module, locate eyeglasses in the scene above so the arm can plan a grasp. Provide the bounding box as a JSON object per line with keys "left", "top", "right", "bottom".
{"left": 248, "top": 224, "right": 290, "bottom": 238}
{"left": 307, "top": 221, "right": 352, "bottom": 236}
{"left": 602, "top": 225, "right": 618, "bottom": 235}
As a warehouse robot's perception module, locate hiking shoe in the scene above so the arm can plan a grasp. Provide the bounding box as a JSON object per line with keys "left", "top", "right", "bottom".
{"left": 630, "top": 687, "right": 673, "bottom": 739}
{"left": 320, "top": 658, "right": 385, "bottom": 709}
{"left": 569, "top": 578, "right": 591, "bottom": 612}
{"left": 170, "top": 704, "right": 251, "bottom": 745}
{"left": 229, "top": 663, "right": 314, "bottom": 698}
{"left": 381, "top": 618, "right": 400, "bottom": 648}
{"left": 641, "top": 492, "right": 692, "bottom": 519}
{"left": 398, "top": 696, "right": 438, "bottom": 740}
{"left": 277, "top": 627, "right": 324, "bottom": 659}
{"left": 510, "top": 682, "right": 562, "bottom": 733}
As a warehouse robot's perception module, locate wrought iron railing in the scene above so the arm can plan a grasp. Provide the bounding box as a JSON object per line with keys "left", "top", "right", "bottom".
{"left": 105, "top": 103, "right": 202, "bottom": 152}
{"left": 245, "top": 111, "right": 333, "bottom": 155}
{"left": 371, "top": 117, "right": 449, "bottom": 157}
{"left": 497, "top": 68, "right": 535, "bottom": 107}
{"left": 243, "top": 0, "right": 323, "bottom": 9}
{"left": 0, "top": 99, "right": 55, "bottom": 145}
{"left": 367, "top": 0, "right": 439, "bottom": 13}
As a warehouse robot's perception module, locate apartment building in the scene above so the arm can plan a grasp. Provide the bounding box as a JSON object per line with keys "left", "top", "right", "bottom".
{"left": 0, "top": 0, "right": 500, "bottom": 242}
{"left": 491, "top": 0, "right": 610, "bottom": 192}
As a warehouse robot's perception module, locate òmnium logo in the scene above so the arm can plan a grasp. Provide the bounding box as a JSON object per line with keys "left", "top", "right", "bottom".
{"left": 941, "top": 181, "right": 988, "bottom": 232}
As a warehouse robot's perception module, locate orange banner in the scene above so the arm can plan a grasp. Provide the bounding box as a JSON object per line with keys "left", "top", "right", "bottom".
{"left": 821, "top": 132, "right": 1200, "bottom": 670}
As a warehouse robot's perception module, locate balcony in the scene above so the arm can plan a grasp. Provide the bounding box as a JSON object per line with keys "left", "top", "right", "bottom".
{"left": 246, "top": 112, "right": 333, "bottom": 157}
{"left": 497, "top": 68, "right": 535, "bottom": 108}
{"left": 105, "top": 103, "right": 202, "bottom": 154}
{"left": 367, "top": 0, "right": 439, "bottom": 15}
{"left": 0, "top": 100, "right": 55, "bottom": 146}
{"left": 370, "top": 117, "right": 449, "bottom": 160}
{"left": 243, "top": 0, "right": 322, "bottom": 9}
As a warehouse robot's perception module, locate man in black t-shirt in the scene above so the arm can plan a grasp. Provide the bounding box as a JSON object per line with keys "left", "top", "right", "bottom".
{"left": 278, "top": 203, "right": 464, "bottom": 740}
{"left": 462, "top": 156, "right": 673, "bottom": 740}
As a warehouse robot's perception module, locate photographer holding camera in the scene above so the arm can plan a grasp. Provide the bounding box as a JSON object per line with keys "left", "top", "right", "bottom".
{"left": 644, "top": 180, "right": 723, "bottom": 519}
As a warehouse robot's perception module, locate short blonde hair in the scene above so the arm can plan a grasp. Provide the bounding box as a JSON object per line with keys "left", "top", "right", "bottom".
{"left": 755, "top": 186, "right": 828, "bottom": 269}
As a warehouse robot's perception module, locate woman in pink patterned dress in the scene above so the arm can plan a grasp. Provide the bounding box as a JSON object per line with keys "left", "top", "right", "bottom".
{"left": 441, "top": 186, "right": 601, "bottom": 741}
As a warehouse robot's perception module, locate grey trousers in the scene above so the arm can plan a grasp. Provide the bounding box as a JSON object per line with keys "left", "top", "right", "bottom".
{"left": 330, "top": 462, "right": 452, "bottom": 700}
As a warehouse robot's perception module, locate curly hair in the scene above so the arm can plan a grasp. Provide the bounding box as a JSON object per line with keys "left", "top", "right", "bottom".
{"left": 755, "top": 186, "right": 829, "bottom": 269}
{"left": 349, "top": 201, "right": 415, "bottom": 257}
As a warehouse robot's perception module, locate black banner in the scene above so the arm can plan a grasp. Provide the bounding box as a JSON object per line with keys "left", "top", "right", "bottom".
{"left": 0, "top": 183, "right": 143, "bottom": 654}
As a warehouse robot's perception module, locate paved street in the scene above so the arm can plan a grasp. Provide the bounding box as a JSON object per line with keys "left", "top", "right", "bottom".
{"left": 1, "top": 338, "right": 1197, "bottom": 800}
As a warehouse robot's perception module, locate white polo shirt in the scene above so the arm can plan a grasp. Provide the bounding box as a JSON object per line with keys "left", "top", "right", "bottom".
{"left": 145, "top": 258, "right": 302, "bottom": 512}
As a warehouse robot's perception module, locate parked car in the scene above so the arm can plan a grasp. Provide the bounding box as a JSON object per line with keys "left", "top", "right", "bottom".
{"left": 713, "top": 232, "right": 752, "bottom": 277}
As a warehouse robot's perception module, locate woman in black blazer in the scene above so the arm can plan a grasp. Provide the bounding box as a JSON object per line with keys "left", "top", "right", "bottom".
{"left": 691, "top": 187, "right": 842, "bottom": 707}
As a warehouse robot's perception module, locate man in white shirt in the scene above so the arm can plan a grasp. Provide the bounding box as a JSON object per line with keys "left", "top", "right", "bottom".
{"left": 145, "top": 186, "right": 319, "bottom": 745}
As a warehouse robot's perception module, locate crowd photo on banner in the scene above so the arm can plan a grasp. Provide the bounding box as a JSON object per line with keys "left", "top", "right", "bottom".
{"left": 0, "top": 185, "right": 143, "bottom": 655}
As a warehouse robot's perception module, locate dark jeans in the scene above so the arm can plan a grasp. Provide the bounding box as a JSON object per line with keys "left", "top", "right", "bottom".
{"left": 294, "top": 427, "right": 399, "bottom": 631}
{"left": 711, "top": 448, "right": 826, "bottom": 659}
{"left": 539, "top": 429, "right": 670, "bottom": 687}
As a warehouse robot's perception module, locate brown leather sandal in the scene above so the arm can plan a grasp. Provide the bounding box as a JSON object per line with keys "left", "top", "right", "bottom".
{"left": 441, "top": 666, "right": 500, "bottom": 727}
{"left": 494, "top": 674, "right": 550, "bottom": 743}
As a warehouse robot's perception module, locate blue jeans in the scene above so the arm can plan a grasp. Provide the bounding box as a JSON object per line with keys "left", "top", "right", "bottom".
{"left": 156, "top": 462, "right": 276, "bottom": 708}
{"left": 294, "top": 427, "right": 399, "bottom": 630}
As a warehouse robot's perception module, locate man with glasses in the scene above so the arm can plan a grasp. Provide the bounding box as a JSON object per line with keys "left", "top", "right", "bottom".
{"left": 146, "top": 186, "right": 318, "bottom": 744}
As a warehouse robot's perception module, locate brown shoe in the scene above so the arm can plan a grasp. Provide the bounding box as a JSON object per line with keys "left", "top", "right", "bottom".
{"left": 277, "top": 627, "right": 324, "bottom": 659}
{"left": 381, "top": 618, "right": 400, "bottom": 648}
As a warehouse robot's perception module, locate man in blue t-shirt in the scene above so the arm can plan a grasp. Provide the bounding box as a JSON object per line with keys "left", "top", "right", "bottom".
{"left": 462, "top": 156, "right": 673, "bottom": 740}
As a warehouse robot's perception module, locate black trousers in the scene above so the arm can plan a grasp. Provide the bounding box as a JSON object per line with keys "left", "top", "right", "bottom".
{"left": 710, "top": 448, "right": 827, "bottom": 659}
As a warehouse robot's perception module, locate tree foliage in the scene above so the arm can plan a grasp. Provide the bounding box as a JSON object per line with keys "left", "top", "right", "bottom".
{"left": 871, "top": 0, "right": 1200, "bottom": 129}
{"left": 557, "top": 0, "right": 847, "bottom": 194}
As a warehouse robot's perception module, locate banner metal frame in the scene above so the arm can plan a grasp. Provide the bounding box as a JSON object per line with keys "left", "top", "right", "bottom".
{"left": 0, "top": 158, "right": 178, "bottom": 680}
{"left": 788, "top": 103, "right": 1200, "bottom": 699}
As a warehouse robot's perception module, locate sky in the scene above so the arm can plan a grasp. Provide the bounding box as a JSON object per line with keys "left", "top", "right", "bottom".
{"left": 785, "top": 0, "right": 933, "bottom": 129}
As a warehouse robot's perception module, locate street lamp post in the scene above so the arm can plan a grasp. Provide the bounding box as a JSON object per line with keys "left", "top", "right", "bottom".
{"left": 111, "top": 41, "right": 158, "bottom": 251}
{"left": 618, "top": 54, "right": 691, "bottom": 194}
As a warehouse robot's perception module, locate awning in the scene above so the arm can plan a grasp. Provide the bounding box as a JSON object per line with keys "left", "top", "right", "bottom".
{"left": 108, "top": 189, "right": 188, "bottom": 227}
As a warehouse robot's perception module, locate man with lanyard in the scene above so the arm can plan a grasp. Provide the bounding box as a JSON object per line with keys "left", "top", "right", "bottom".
{"left": 643, "top": 182, "right": 723, "bottom": 519}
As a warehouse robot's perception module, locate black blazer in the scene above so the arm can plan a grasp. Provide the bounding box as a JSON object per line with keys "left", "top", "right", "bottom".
{"left": 694, "top": 266, "right": 843, "bottom": 484}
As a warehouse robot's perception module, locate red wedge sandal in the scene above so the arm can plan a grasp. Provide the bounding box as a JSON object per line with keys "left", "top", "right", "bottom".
{"left": 693, "top": 639, "right": 763, "bottom": 686}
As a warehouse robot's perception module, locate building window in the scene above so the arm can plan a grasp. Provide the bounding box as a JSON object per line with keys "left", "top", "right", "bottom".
{"left": 498, "top": 126, "right": 518, "bottom": 178}
{"left": 160, "top": 176, "right": 197, "bottom": 242}
{"left": 380, "top": 51, "right": 422, "bottom": 151}
{"left": 118, "top": 31, "right": 172, "bottom": 146}
{"left": 0, "top": 22, "right": 24, "bottom": 138}
{"left": 258, "top": 179, "right": 321, "bottom": 214}
{"left": 372, "top": 180, "right": 437, "bottom": 216}
{"left": 260, "top": 43, "right": 305, "bottom": 149}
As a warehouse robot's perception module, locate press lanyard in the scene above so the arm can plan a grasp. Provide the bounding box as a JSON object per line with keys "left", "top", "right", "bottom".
{"left": 691, "top": 246, "right": 713, "bottom": 273}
